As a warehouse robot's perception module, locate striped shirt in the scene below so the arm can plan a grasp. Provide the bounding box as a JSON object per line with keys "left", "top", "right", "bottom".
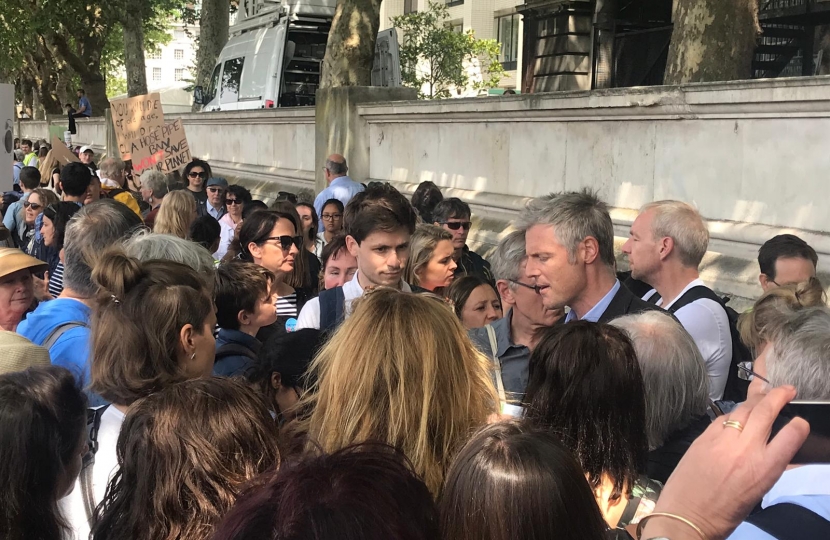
{"left": 48, "top": 262, "right": 65, "bottom": 297}
{"left": 276, "top": 293, "right": 298, "bottom": 318}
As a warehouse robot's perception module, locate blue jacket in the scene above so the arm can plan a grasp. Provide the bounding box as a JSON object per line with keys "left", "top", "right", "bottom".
{"left": 17, "top": 298, "right": 104, "bottom": 406}
{"left": 213, "top": 328, "right": 261, "bottom": 378}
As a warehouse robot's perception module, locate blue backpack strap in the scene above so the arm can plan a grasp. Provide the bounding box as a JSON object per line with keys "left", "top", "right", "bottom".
{"left": 746, "top": 503, "right": 830, "bottom": 540}
{"left": 319, "top": 286, "right": 346, "bottom": 332}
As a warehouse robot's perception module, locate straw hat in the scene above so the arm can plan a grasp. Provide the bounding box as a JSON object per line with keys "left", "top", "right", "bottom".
{"left": 0, "top": 331, "right": 51, "bottom": 374}
{"left": 0, "top": 248, "right": 48, "bottom": 279}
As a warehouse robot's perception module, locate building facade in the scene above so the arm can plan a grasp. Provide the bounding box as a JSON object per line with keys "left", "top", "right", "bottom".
{"left": 145, "top": 22, "right": 199, "bottom": 90}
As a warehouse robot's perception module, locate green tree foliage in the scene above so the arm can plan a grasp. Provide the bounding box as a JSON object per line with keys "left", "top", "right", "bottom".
{"left": 391, "top": 2, "right": 504, "bottom": 99}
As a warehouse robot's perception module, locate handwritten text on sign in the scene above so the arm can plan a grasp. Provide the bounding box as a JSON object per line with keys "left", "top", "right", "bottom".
{"left": 109, "top": 93, "right": 164, "bottom": 160}
{"left": 132, "top": 119, "right": 191, "bottom": 174}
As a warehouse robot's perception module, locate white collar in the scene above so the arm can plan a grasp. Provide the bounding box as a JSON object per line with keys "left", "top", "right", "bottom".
{"left": 763, "top": 465, "right": 830, "bottom": 507}
{"left": 343, "top": 271, "right": 412, "bottom": 302}
{"left": 653, "top": 278, "right": 706, "bottom": 309}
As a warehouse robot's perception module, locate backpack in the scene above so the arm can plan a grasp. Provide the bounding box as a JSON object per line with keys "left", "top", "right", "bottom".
{"left": 647, "top": 286, "right": 751, "bottom": 402}
{"left": 745, "top": 503, "right": 830, "bottom": 540}
{"left": 319, "top": 286, "right": 346, "bottom": 333}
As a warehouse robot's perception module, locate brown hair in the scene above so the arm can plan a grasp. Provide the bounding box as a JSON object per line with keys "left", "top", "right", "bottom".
{"left": 29, "top": 188, "right": 59, "bottom": 210}
{"left": 344, "top": 183, "right": 418, "bottom": 244}
{"left": 90, "top": 249, "right": 214, "bottom": 406}
{"left": 403, "top": 224, "right": 453, "bottom": 287}
{"left": 738, "top": 277, "right": 827, "bottom": 353}
{"left": 154, "top": 190, "right": 196, "bottom": 239}
{"left": 299, "top": 288, "right": 497, "bottom": 496}
{"left": 215, "top": 261, "right": 274, "bottom": 330}
{"left": 92, "top": 378, "right": 281, "bottom": 540}
{"left": 270, "top": 201, "right": 310, "bottom": 289}
{"left": 318, "top": 234, "right": 349, "bottom": 290}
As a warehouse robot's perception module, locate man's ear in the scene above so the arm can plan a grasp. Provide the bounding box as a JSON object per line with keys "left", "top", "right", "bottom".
{"left": 270, "top": 372, "right": 282, "bottom": 391}
{"left": 496, "top": 280, "right": 515, "bottom": 306}
{"left": 346, "top": 235, "right": 359, "bottom": 257}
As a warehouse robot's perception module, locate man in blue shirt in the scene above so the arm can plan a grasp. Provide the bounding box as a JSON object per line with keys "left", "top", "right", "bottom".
{"left": 313, "top": 154, "right": 364, "bottom": 216}
{"left": 72, "top": 88, "right": 92, "bottom": 118}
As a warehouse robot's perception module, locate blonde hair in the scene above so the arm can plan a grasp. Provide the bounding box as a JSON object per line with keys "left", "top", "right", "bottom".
{"left": 38, "top": 151, "right": 60, "bottom": 187}
{"left": 154, "top": 190, "right": 196, "bottom": 239}
{"left": 738, "top": 277, "right": 827, "bottom": 353}
{"left": 301, "top": 288, "right": 497, "bottom": 495}
{"left": 403, "top": 224, "right": 453, "bottom": 287}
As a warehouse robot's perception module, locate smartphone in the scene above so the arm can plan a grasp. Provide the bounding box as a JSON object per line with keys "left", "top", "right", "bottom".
{"left": 774, "top": 401, "right": 830, "bottom": 464}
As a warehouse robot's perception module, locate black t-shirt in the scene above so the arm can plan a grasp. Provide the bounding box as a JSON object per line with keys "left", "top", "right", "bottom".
{"left": 188, "top": 188, "right": 208, "bottom": 205}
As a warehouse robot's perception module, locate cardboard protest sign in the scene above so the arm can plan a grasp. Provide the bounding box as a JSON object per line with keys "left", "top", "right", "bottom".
{"left": 131, "top": 119, "right": 191, "bottom": 174}
{"left": 50, "top": 136, "right": 80, "bottom": 165}
{"left": 109, "top": 93, "right": 164, "bottom": 160}
{"left": 0, "top": 84, "right": 12, "bottom": 193}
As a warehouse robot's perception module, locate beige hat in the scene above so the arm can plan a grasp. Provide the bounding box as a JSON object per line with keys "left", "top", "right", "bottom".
{"left": 0, "top": 248, "right": 48, "bottom": 279}
{"left": 0, "top": 331, "right": 51, "bottom": 374}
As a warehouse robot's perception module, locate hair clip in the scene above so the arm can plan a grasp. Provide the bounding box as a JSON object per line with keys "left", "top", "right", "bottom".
{"left": 111, "top": 294, "right": 121, "bottom": 304}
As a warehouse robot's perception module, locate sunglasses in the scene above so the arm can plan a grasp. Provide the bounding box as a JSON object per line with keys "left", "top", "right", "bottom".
{"left": 440, "top": 221, "right": 472, "bottom": 231}
{"left": 737, "top": 362, "right": 770, "bottom": 384}
{"left": 508, "top": 279, "right": 547, "bottom": 294}
{"left": 23, "top": 201, "right": 42, "bottom": 211}
{"left": 226, "top": 199, "right": 241, "bottom": 205}
{"left": 188, "top": 171, "right": 207, "bottom": 179}
{"left": 207, "top": 187, "right": 225, "bottom": 193}
{"left": 264, "top": 235, "right": 304, "bottom": 251}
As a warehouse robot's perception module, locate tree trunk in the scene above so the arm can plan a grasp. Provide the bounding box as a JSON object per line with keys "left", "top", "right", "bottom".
{"left": 664, "top": 0, "right": 759, "bottom": 85}
{"left": 319, "top": 0, "right": 383, "bottom": 88}
{"left": 47, "top": 33, "right": 108, "bottom": 116}
{"left": 21, "top": 77, "right": 34, "bottom": 118}
{"left": 123, "top": 15, "right": 149, "bottom": 96}
{"left": 192, "top": 0, "right": 230, "bottom": 111}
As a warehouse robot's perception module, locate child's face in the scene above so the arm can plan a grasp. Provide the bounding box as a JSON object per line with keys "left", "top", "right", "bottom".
{"left": 246, "top": 284, "right": 278, "bottom": 330}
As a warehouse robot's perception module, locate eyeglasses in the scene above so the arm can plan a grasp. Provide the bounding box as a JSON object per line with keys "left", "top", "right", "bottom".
{"left": 188, "top": 171, "right": 207, "bottom": 179}
{"left": 737, "top": 362, "right": 770, "bottom": 384}
{"left": 226, "top": 199, "right": 241, "bottom": 205}
{"left": 23, "top": 201, "right": 42, "bottom": 211}
{"left": 207, "top": 187, "right": 225, "bottom": 193}
{"left": 440, "top": 221, "right": 472, "bottom": 231}
{"left": 321, "top": 213, "right": 342, "bottom": 221}
{"left": 508, "top": 279, "right": 546, "bottom": 294}
{"left": 264, "top": 235, "right": 304, "bottom": 251}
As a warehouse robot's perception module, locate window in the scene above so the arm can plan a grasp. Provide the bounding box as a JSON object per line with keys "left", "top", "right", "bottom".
{"left": 148, "top": 50, "right": 162, "bottom": 60}
{"left": 445, "top": 0, "right": 464, "bottom": 7}
{"left": 404, "top": 0, "right": 416, "bottom": 14}
{"left": 174, "top": 49, "right": 184, "bottom": 60}
{"left": 174, "top": 68, "right": 185, "bottom": 81}
{"left": 206, "top": 64, "right": 221, "bottom": 103}
{"left": 450, "top": 22, "right": 463, "bottom": 33}
{"left": 220, "top": 57, "right": 244, "bottom": 103}
{"left": 152, "top": 67, "right": 162, "bottom": 81}
{"left": 496, "top": 13, "right": 520, "bottom": 70}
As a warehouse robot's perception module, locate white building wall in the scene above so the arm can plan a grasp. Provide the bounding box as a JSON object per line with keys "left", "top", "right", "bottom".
{"left": 145, "top": 23, "right": 199, "bottom": 90}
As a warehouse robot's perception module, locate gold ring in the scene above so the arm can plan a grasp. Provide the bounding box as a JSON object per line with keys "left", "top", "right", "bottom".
{"left": 723, "top": 420, "right": 744, "bottom": 432}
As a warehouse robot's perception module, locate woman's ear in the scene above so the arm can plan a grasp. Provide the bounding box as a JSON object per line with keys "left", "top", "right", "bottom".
{"left": 178, "top": 323, "right": 196, "bottom": 360}
{"left": 248, "top": 241, "right": 263, "bottom": 260}
{"left": 270, "top": 372, "right": 282, "bottom": 391}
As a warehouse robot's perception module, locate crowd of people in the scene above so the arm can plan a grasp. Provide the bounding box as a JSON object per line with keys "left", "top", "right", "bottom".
{"left": 1, "top": 141, "right": 828, "bottom": 540}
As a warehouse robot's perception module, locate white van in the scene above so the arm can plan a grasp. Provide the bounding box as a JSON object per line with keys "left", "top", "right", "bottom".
{"left": 195, "top": 0, "right": 400, "bottom": 111}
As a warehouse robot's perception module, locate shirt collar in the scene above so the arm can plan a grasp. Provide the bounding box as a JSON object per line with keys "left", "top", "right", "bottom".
{"left": 99, "top": 177, "right": 120, "bottom": 189}
{"left": 566, "top": 279, "right": 621, "bottom": 323}
{"left": 658, "top": 278, "right": 706, "bottom": 309}
{"left": 207, "top": 204, "right": 224, "bottom": 219}
{"left": 343, "top": 271, "right": 412, "bottom": 302}
{"left": 330, "top": 176, "right": 353, "bottom": 186}
{"left": 492, "top": 309, "right": 526, "bottom": 357}
{"left": 763, "top": 465, "right": 830, "bottom": 507}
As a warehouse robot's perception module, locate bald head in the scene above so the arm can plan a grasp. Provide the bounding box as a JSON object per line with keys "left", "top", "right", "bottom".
{"left": 325, "top": 154, "right": 348, "bottom": 180}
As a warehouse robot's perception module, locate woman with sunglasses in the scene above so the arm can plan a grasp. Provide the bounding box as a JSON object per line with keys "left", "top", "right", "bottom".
{"left": 230, "top": 210, "right": 305, "bottom": 339}
{"left": 21, "top": 188, "right": 59, "bottom": 256}
{"left": 183, "top": 159, "right": 211, "bottom": 206}
{"left": 40, "top": 202, "right": 83, "bottom": 298}
{"left": 215, "top": 185, "right": 252, "bottom": 260}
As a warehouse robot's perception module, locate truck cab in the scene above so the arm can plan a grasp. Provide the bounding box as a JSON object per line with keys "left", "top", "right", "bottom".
{"left": 198, "top": 0, "right": 400, "bottom": 111}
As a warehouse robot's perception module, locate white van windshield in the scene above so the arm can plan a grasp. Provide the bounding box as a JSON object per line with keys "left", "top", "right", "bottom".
{"left": 221, "top": 57, "right": 245, "bottom": 104}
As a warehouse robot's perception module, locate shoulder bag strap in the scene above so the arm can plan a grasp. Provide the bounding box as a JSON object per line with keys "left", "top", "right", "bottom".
{"left": 42, "top": 321, "right": 87, "bottom": 350}
{"left": 746, "top": 502, "right": 830, "bottom": 540}
{"left": 485, "top": 324, "right": 507, "bottom": 407}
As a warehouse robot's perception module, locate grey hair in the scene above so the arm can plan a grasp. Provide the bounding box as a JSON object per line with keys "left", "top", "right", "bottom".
{"left": 98, "top": 157, "right": 125, "bottom": 180}
{"left": 63, "top": 199, "right": 144, "bottom": 296}
{"left": 766, "top": 306, "right": 830, "bottom": 400}
{"left": 325, "top": 157, "right": 348, "bottom": 176}
{"left": 140, "top": 169, "right": 170, "bottom": 199}
{"left": 516, "top": 189, "right": 616, "bottom": 267}
{"left": 124, "top": 230, "right": 216, "bottom": 285}
{"left": 490, "top": 230, "right": 526, "bottom": 288}
{"left": 611, "top": 310, "right": 709, "bottom": 450}
{"left": 641, "top": 200, "right": 709, "bottom": 268}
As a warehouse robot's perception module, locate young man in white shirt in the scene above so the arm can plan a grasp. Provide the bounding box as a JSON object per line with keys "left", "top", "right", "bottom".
{"left": 622, "top": 200, "right": 732, "bottom": 400}
{"left": 296, "top": 183, "right": 418, "bottom": 331}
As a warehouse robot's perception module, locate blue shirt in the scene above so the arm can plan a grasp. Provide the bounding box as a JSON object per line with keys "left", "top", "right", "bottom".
{"left": 314, "top": 176, "right": 365, "bottom": 216}
{"left": 727, "top": 465, "right": 830, "bottom": 539}
{"left": 13, "top": 162, "right": 23, "bottom": 185}
{"left": 469, "top": 309, "right": 531, "bottom": 401}
{"left": 213, "top": 328, "right": 261, "bottom": 378}
{"left": 78, "top": 96, "right": 92, "bottom": 116}
{"left": 565, "top": 279, "right": 621, "bottom": 323}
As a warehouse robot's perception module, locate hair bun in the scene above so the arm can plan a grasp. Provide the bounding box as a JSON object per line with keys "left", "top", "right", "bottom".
{"left": 92, "top": 249, "right": 146, "bottom": 303}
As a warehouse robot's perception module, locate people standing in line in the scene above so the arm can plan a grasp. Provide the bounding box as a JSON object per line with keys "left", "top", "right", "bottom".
{"left": 0, "top": 248, "right": 47, "bottom": 332}
{"left": 40, "top": 202, "right": 83, "bottom": 299}
{"left": 17, "top": 200, "right": 143, "bottom": 406}
{"left": 213, "top": 262, "right": 278, "bottom": 378}
{"left": 521, "top": 189, "right": 664, "bottom": 323}
{"left": 757, "top": 233, "right": 818, "bottom": 292}
{"left": 215, "top": 184, "right": 251, "bottom": 260}
{"left": 296, "top": 202, "right": 324, "bottom": 258}
{"left": 199, "top": 177, "right": 228, "bottom": 220}
{"left": 138, "top": 169, "right": 170, "bottom": 229}
{"left": 469, "top": 230, "right": 563, "bottom": 403}
{"left": 411, "top": 180, "right": 444, "bottom": 224}
{"left": 5, "top": 166, "right": 41, "bottom": 248}
{"left": 433, "top": 198, "right": 493, "bottom": 283}
{"left": 0, "top": 366, "right": 88, "bottom": 540}
{"left": 621, "top": 201, "right": 733, "bottom": 400}
{"left": 297, "top": 183, "right": 418, "bottom": 332}
{"left": 318, "top": 235, "right": 357, "bottom": 291}
{"left": 183, "top": 159, "right": 211, "bottom": 205}
{"left": 313, "top": 154, "right": 365, "bottom": 216}
{"left": 403, "top": 224, "right": 457, "bottom": 293}
{"left": 97, "top": 158, "right": 142, "bottom": 218}
{"left": 445, "top": 275, "right": 502, "bottom": 330}
{"left": 72, "top": 89, "right": 92, "bottom": 118}
{"left": 317, "top": 198, "right": 344, "bottom": 250}
{"left": 154, "top": 190, "right": 198, "bottom": 239}
{"left": 611, "top": 310, "right": 711, "bottom": 484}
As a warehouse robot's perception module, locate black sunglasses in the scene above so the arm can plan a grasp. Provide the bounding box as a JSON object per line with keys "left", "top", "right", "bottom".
{"left": 508, "top": 279, "right": 546, "bottom": 294}
{"left": 226, "top": 199, "right": 241, "bottom": 205}
{"left": 188, "top": 171, "right": 207, "bottom": 179}
{"left": 23, "top": 201, "right": 42, "bottom": 211}
{"left": 264, "top": 235, "right": 304, "bottom": 251}
{"left": 440, "top": 221, "right": 472, "bottom": 231}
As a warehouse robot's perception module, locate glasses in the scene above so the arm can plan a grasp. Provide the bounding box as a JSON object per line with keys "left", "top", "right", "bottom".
{"left": 508, "top": 279, "right": 546, "bottom": 294}
{"left": 264, "top": 235, "right": 304, "bottom": 251}
{"left": 23, "top": 201, "right": 42, "bottom": 211}
{"left": 207, "top": 187, "right": 225, "bottom": 193}
{"left": 737, "top": 362, "right": 770, "bottom": 384}
{"left": 226, "top": 199, "right": 241, "bottom": 205}
{"left": 440, "top": 221, "right": 472, "bottom": 231}
{"left": 321, "top": 213, "right": 342, "bottom": 221}
{"left": 188, "top": 171, "right": 207, "bottom": 179}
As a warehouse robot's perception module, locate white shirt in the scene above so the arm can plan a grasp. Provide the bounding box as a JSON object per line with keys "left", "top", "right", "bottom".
{"left": 296, "top": 271, "right": 412, "bottom": 330}
{"left": 645, "top": 279, "right": 732, "bottom": 400}
{"left": 99, "top": 177, "right": 120, "bottom": 189}
{"left": 214, "top": 213, "right": 237, "bottom": 261}
{"left": 60, "top": 406, "right": 126, "bottom": 540}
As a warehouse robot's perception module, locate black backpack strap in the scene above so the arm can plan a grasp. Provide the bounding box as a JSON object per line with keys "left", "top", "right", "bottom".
{"left": 215, "top": 343, "right": 258, "bottom": 361}
{"left": 665, "top": 285, "right": 723, "bottom": 314}
{"left": 746, "top": 503, "right": 830, "bottom": 540}
{"left": 319, "top": 286, "right": 346, "bottom": 332}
